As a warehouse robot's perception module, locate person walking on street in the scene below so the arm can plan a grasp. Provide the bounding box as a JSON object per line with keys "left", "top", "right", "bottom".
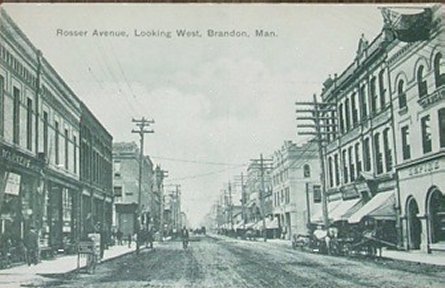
{"left": 181, "top": 226, "right": 189, "bottom": 249}
{"left": 24, "top": 227, "right": 39, "bottom": 266}
{"left": 117, "top": 230, "right": 123, "bottom": 245}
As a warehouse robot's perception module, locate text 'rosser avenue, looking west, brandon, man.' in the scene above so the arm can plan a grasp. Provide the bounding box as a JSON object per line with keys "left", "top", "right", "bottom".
{"left": 55, "top": 28, "right": 278, "bottom": 38}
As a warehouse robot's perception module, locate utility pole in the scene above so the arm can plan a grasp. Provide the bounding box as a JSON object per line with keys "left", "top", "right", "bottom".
{"left": 296, "top": 94, "right": 337, "bottom": 229}
{"left": 233, "top": 172, "right": 247, "bottom": 230}
{"left": 158, "top": 169, "right": 168, "bottom": 242}
{"left": 250, "top": 154, "right": 273, "bottom": 242}
{"left": 228, "top": 181, "right": 233, "bottom": 230}
{"left": 131, "top": 117, "right": 154, "bottom": 221}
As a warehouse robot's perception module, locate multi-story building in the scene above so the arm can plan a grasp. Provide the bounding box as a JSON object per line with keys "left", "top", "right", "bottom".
{"left": 79, "top": 103, "right": 113, "bottom": 241}
{"left": 0, "top": 8, "right": 112, "bottom": 257}
{"left": 152, "top": 165, "right": 166, "bottom": 233}
{"left": 316, "top": 5, "right": 443, "bottom": 254}
{"left": 388, "top": 6, "right": 444, "bottom": 253}
{"left": 272, "top": 141, "right": 319, "bottom": 239}
{"left": 112, "top": 142, "right": 154, "bottom": 237}
{"left": 245, "top": 161, "right": 272, "bottom": 230}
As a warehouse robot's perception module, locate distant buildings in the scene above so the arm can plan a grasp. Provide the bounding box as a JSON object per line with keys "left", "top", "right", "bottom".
{"left": 272, "top": 141, "right": 319, "bottom": 239}
{"left": 112, "top": 142, "right": 154, "bottom": 237}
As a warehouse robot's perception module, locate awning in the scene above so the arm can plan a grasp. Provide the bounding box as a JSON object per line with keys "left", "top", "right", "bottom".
{"left": 266, "top": 217, "right": 279, "bottom": 229}
{"left": 311, "top": 200, "right": 342, "bottom": 223}
{"left": 348, "top": 191, "right": 395, "bottom": 224}
{"left": 329, "top": 198, "right": 362, "bottom": 222}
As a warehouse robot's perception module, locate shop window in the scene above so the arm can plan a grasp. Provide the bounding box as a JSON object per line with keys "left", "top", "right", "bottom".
{"left": 398, "top": 79, "right": 407, "bottom": 109}
{"left": 417, "top": 65, "right": 428, "bottom": 98}
{"left": 374, "top": 133, "right": 383, "bottom": 174}
{"left": 401, "top": 126, "right": 411, "bottom": 160}
{"left": 303, "top": 164, "right": 311, "bottom": 178}
{"left": 421, "top": 115, "right": 432, "bottom": 154}
{"left": 439, "top": 108, "right": 445, "bottom": 148}
{"left": 434, "top": 52, "right": 445, "bottom": 88}
{"left": 13, "top": 87, "right": 20, "bottom": 145}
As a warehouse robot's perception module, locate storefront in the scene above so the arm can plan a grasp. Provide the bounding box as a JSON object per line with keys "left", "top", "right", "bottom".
{"left": 0, "top": 144, "right": 44, "bottom": 262}
{"left": 398, "top": 156, "right": 445, "bottom": 253}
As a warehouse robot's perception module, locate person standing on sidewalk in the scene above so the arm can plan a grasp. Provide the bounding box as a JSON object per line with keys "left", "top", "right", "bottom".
{"left": 24, "top": 227, "right": 39, "bottom": 266}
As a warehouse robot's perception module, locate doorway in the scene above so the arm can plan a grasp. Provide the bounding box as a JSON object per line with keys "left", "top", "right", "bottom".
{"left": 407, "top": 197, "right": 421, "bottom": 250}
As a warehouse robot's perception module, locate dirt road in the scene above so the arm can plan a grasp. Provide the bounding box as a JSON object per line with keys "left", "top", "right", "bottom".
{"left": 41, "top": 235, "right": 445, "bottom": 288}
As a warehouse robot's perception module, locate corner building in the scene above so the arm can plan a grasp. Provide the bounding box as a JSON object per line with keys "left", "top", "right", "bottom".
{"left": 388, "top": 6, "right": 445, "bottom": 253}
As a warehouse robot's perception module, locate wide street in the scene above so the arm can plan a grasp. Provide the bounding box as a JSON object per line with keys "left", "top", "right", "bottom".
{"left": 35, "top": 235, "right": 445, "bottom": 288}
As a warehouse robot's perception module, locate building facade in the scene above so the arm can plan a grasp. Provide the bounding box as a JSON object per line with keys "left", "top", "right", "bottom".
{"left": 0, "top": 8, "right": 112, "bottom": 258}
{"left": 272, "top": 141, "right": 320, "bottom": 239}
{"left": 112, "top": 142, "right": 154, "bottom": 237}
{"left": 388, "top": 6, "right": 444, "bottom": 253}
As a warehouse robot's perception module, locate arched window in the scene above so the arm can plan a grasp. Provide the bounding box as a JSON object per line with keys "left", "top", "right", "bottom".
{"left": 303, "top": 164, "right": 311, "bottom": 178}
{"left": 398, "top": 79, "right": 407, "bottom": 109}
{"left": 434, "top": 52, "right": 445, "bottom": 88}
{"left": 417, "top": 65, "right": 428, "bottom": 98}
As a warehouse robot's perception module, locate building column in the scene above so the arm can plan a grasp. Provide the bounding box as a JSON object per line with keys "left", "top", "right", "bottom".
{"left": 419, "top": 216, "right": 429, "bottom": 253}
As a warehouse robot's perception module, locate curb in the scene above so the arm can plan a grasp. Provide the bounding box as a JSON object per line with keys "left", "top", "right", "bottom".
{"left": 36, "top": 246, "right": 152, "bottom": 277}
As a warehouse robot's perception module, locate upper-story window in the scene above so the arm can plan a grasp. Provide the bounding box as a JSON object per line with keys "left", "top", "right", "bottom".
{"left": 417, "top": 65, "right": 428, "bottom": 98}
{"left": 342, "top": 149, "right": 348, "bottom": 183}
{"left": 348, "top": 146, "right": 355, "bottom": 181}
{"left": 303, "top": 164, "right": 311, "bottom": 178}
{"left": 421, "top": 115, "right": 432, "bottom": 154}
{"left": 351, "top": 92, "right": 358, "bottom": 127}
{"left": 331, "top": 111, "right": 337, "bottom": 140}
{"left": 374, "top": 133, "right": 383, "bottom": 174}
{"left": 378, "top": 69, "right": 386, "bottom": 109}
{"left": 13, "top": 87, "right": 20, "bottom": 145}
{"left": 355, "top": 142, "right": 362, "bottom": 175}
{"left": 345, "top": 98, "right": 351, "bottom": 132}
{"left": 55, "top": 121, "right": 60, "bottom": 165}
{"left": 360, "top": 85, "right": 368, "bottom": 120}
{"left": 383, "top": 128, "right": 392, "bottom": 172}
{"left": 398, "top": 79, "right": 407, "bottom": 109}
{"left": 363, "top": 137, "right": 371, "bottom": 172}
{"left": 370, "top": 76, "right": 378, "bottom": 114}
{"left": 439, "top": 108, "right": 445, "bottom": 148}
{"left": 26, "top": 98, "right": 33, "bottom": 151}
{"left": 0, "top": 75, "right": 4, "bottom": 137}
{"left": 334, "top": 154, "right": 340, "bottom": 186}
{"left": 339, "top": 103, "right": 345, "bottom": 134}
{"left": 434, "top": 52, "right": 445, "bottom": 88}
{"left": 401, "top": 126, "right": 411, "bottom": 160}
{"left": 328, "top": 156, "right": 334, "bottom": 188}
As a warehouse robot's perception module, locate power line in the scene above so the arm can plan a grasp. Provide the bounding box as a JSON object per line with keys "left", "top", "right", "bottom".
{"left": 149, "top": 155, "right": 247, "bottom": 167}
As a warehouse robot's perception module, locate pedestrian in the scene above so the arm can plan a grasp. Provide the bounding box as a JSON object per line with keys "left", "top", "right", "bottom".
{"left": 181, "top": 226, "right": 189, "bottom": 249}
{"left": 128, "top": 234, "right": 132, "bottom": 248}
{"left": 24, "top": 227, "right": 39, "bottom": 266}
{"left": 117, "top": 230, "right": 123, "bottom": 245}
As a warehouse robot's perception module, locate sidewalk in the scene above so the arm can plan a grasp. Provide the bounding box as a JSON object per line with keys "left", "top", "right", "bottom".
{"left": 0, "top": 244, "right": 140, "bottom": 288}
{"left": 381, "top": 248, "right": 445, "bottom": 266}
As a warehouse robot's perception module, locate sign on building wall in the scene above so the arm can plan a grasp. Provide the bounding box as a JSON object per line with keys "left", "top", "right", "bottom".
{"left": 4, "top": 173, "right": 21, "bottom": 196}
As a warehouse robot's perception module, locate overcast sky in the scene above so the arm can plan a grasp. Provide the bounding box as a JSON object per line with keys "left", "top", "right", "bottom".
{"left": 3, "top": 3, "right": 399, "bottom": 227}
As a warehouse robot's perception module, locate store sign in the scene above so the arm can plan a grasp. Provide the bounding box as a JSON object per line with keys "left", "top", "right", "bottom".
{"left": 0, "top": 146, "right": 41, "bottom": 171}
{"left": 4, "top": 173, "right": 21, "bottom": 196}
{"left": 408, "top": 160, "right": 440, "bottom": 176}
